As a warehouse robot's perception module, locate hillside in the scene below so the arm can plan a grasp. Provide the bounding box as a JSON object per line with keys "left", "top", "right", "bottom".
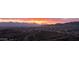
{"left": 0, "top": 22, "right": 40, "bottom": 27}
{"left": 41, "top": 22, "right": 79, "bottom": 31}
{"left": 0, "top": 22, "right": 79, "bottom": 41}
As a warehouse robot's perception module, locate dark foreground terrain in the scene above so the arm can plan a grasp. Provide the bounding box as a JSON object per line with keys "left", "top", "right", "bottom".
{"left": 0, "top": 22, "right": 79, "bottom": 41}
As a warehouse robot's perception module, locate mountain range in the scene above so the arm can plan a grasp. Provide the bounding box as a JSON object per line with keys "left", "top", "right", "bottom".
{"left": 0, "top": 22, "right": 79, "bottom": 40}
{"left": 0, "top": 22, "right": 40, "bottom": 27}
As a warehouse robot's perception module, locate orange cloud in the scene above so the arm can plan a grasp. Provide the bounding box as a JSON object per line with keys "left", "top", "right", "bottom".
{"left": 0, "top": 18, "right": 64, "bottom": 24}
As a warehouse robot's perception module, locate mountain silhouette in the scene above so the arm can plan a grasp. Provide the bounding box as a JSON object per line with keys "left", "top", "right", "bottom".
{"left": 0, "top": 22, "right": 40, "bottom": 27}
{"left": 0, "top": 22, "right": 79, "bottom": 41}
{"left": 43, "top": 22, "right": 79, "bottom": 31}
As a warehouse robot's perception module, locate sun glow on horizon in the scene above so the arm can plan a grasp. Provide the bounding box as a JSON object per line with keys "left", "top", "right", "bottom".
{"left": 0, "top": 18, "right": 65, "bottom": 24}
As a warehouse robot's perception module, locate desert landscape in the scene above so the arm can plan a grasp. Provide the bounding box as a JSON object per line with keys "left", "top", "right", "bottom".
{"left": 0, "top": 18, "right": 79, "bottom": 41}
{"left": 0, "top": 19, "right": 79, "bottom": 41}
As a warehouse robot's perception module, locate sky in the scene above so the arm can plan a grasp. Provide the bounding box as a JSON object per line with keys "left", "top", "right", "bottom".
{"left": 0, "top": 18, "right": 79, "bottom": 24}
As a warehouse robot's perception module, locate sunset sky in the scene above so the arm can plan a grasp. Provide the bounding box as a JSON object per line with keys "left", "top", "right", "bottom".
{"left": 0, "top": 18, "right": 79, "bottom": 24}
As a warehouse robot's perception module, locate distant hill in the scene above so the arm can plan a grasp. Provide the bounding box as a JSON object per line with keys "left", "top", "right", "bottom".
{"left": 44, "top": 22, "right": 79, "bottom": 27}
{"left": 53, "top": 22, "right": 79, "bottom": 30}
{"left": 0, "top": 22, "right": 40, "bottom": 27}
{"left": 40, "top": 22, "right": 79, "bottom": 32}
{"left": 0, "top": 22, "right": 79, "bottom": 41}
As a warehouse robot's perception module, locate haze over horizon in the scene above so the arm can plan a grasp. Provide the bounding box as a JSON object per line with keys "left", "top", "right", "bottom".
{"left": 0, "top": 18, "right": 79, "bottom": 25}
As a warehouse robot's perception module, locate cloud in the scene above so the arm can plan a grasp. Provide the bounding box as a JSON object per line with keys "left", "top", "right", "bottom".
{"left": 0, "top": 18, "right": 79, "bottom": 24}
{"left": 63, "top": 18, "right": 79, "bottom": 22}
{"left": 0, "top": 18, "right": 64, "bottom": 24}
